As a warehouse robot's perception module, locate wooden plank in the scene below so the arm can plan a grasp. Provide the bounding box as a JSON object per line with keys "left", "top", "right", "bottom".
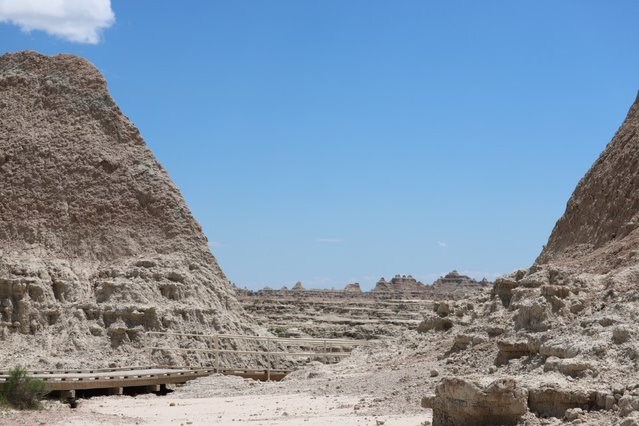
{"left": 0, "top": 367, "right": 290, "bottom": 392}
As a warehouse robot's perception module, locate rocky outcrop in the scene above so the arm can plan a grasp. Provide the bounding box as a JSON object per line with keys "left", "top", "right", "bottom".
{"left": 495, "top": 338, "right": 539, "bottom": 365}
{"left": 428, "top": 272, "right": 490, "bottom": 302}
{"left": 432, "top": 270, "right": 489, "bottom": 290}
{"left": 417, "top": 314, "right": 453, "bottom": 332}
{"left": 238, "top": 272, "right": 490, "bottom": 302}
{"left": 422, "top": 377, "right": 619, "bottom": 424}
{"left": 343, "top": 282, "right": 362, "bottom": 293}
{"left": 237, "top": 276, "right": 493, "bottom": 339}
{"left": 415, "top": 92, "right": 639, "bottom": 425}
{"left": 422, "top": 377, "right": 528, "bottom": 426}
{"left": 0, "top": 51, "right": 261, "bottom": 368}
{"left": 526, "top": 383, "right": 599, "bottom": 418}
{"left": 241, "top": 293, "right": 434, "bottom": 339}
{"left": 537, "top": 91, "right": 639, "bottom": 273}
{"left": 372, "top": 275, "right": 426, "bottom": 293}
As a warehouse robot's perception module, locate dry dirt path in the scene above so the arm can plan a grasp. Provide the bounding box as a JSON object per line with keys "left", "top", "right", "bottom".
{"left": 0, "top": 338, "right": 439, "bottom": 425}
{"left": 0, "top": 393, "right": 431, "bottom": 426}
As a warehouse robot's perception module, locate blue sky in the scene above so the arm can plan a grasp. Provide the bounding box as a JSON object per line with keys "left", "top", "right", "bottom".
{"left": 2, "top": 1, "right": 638, "bottom": 289}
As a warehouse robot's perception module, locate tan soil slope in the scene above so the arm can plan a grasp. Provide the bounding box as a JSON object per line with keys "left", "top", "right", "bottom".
{"left": 537, "top": 92, "right": 639, "bottom": 273}
{"left": 0, "top": 51, "right": 258, "bottom": 368}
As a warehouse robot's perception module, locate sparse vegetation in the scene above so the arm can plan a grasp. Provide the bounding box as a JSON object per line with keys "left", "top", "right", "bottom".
{"left": 0, "top": 366, "right": 47, "bottom": 410}
{"left": 271, "top": 327, "right": 288, "bottom": 336}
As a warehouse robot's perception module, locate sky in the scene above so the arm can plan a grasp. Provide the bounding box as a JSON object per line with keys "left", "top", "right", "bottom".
{"left": 1, "top": 1, "right": 639, "bottom": 290}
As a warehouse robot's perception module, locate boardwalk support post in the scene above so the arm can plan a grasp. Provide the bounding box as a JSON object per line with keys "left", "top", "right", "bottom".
{"left": 214, "top": 334, "right": 220, "bottom": 374}
{"left": 267, "top": 338, "right": 271, "bottom": 381}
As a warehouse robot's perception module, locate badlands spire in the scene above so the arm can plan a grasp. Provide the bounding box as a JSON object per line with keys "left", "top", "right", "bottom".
{"left": 0, "top": 51, "right": 257, "bottom": 367}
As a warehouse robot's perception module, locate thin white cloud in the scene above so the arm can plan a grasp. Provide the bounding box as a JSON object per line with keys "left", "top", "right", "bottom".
{"left": 317, "top": 238, "right": 343, "bottom": 244}
{"left": 0, "top": 0, "right": 115, "bottom": 44}
{"left": 209, "top": 241, "right": 224, "bottom": 249}
{"left": 438, "top": 241, "right": 448, "bottom": 248}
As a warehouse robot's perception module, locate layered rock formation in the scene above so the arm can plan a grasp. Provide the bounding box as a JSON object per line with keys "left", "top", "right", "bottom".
{"left": 431, "top": 270, "right": 490, "bottom": 295}
{"left": 372, "top": 275, "right": 427, "bottom": 293}
{"left": 422, "top": 377, "right": 528, "bottom": 426}
{"left": 236, "top": 274, "right": 491, "bottom": 339}
{"left": 241, "top": 292, "right": 434, "bottom": 339}
{"left": 415, "top": 92, "right": 639, "bottom": 424}
{"left": 0, "top": 51, "right": 260, "bottom": 368}
{"left": 236, "top": 272, "right": 489, "bottom": 302}
{"left": 343, "top": 282, "right": 363, "bottom": 293}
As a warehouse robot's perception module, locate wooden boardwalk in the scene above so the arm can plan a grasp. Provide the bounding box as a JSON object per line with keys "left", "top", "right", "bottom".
{"left": 0, "top": 334, "right": 365, "bottom": 398}
{"left": 0, "top": 366, "right": 289, "bottom": 398}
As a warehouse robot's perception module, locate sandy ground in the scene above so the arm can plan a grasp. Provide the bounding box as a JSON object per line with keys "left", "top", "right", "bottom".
{"left": 0, "top": 393, "right": 431, "bottom": 425}
{"left": 0, "top": 338, "right": 440, "bottom": 425}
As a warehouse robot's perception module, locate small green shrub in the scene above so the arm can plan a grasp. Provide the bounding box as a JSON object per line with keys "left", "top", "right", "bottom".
{"left": 1, "top": 366, "right": 47, "bottom": 409}
{"left": 271, "top": 327, "right": 288, "bottom": 336}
